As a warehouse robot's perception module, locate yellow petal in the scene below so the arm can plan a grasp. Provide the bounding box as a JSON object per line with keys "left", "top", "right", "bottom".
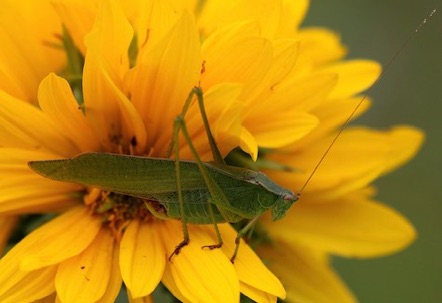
{"left": 182, "top": 83, "right": 244, "bottom": 160}
{"left": 267, "top": 73, "right": 338, "bottom": 112}
{"left": 289, "top": 95, "right": 371, "bottom": 152}
{"left": 159, "top": 221, "right": 239, "bottom": 302}
{"left": 199, "top": 0, "right": 308, "bottom": 41}
{"left": 217, "top": 224, "right": 286, "bottom": 300}
{"left": 32, "top": 292, "right": 57, "bottom": 303}
{"left": 0, "top": 175, "right": 77, "bottom": 215}
{"left": 320, "top": 60, "right": 382, "bottom": 99}
{"left": 198, "top": 0, "right": 285, "bottom": 39}
{"left": 120, "top": 219, "right": 165, "bottom": 298}
{"left": 239, "top": 127, "right": 258, "bottom": 161}
{"left": 126, "top": 11, "right": 201, "bottom": 155}
{"left": 266, "top": 39, "right": 300, "bottom": 87}
{"left": 0, "top": 266, "right": 58, "bottom": 303}
{"left": 266, "top": 191, "right": 416, "bottom": 257}
{"left": 245, "top": 39, "right": 300, "bottom": 104}
{"left": 56, "top": 228, "right": 115, "bottom": 303}
{"left": 127, "top": 0, "right": 181, "bottom": 56}
{"left": 0, "top": 90, "right": 79, "bottom": 156}
{"left": 128, "top": 293, "right": 153, "bottom": 303}
{"left": 100, "top": 246, "right": 123, "bottom": 303}
{"left": 0, "top": 185, "right": 78, "bottom": 215}
{"left": 0, "top": 210, "right": 83, "bottom": 298}
{"left": 280, "top": 0, "right": 309, "bottom": 36}
{"left": 51, "top": 0, "right": 99, "bottom": 54}
{"left": 381, "top": 126, "right": 425, "bottom": 175}
{"left": 201, "top": 23, "right": 272, "bottom": 98}
{"left": 213, "top": 98, "right": 244, "bottom": 157}
{"left": 79, "top": 3, "right": 145, "bottom": 151}
{"left": 55, "top": 0, "right": 176, "bottom": 56}
{"left": 160, "top": 267, "right": 187, "bottom": 303}
{"left": 295, "top": 27, "right": 347, "bottom": 65}
{"left": 248, "top": 112, "right": 318, "bottom": 148}
{"left": 258, "top": 242, "right": 356, "bottom": 303}
{"left": 96, "top": 57, "right": 148, "bottom": 153}
{"left": 20, "top": 207, "right": 102, "bottom": 271}
{"left": 243, "top": 73, "right": 336, "bottom": 149}
{"left": 240, "top": 282, "right": 277, "bottom": 303}
{"left": 0, "top": 147, "right": 58, "bottom": 168}
{"left": 0, "top": 148, "right": 79, "bottom": 215}
{"left": 0, "top": 0, "right": 64, "bottom": 102}
{"left": 82, "top": 0, "right": 134, "bottom": 148}
{"left": 269, "top": 127, "right": 421, "bottom": 197}
{"left": 38, "top": 73, "right": 100, "bottom": 152}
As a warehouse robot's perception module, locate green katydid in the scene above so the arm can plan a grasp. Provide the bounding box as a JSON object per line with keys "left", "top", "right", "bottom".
{"left": 29, "top": 87, "right": 298, "bottom": 262}
{"left": 28, "top": 8, "right": 435, "bottom": 261}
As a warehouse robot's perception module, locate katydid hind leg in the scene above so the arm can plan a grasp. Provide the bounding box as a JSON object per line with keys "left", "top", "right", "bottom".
{"left": 193, "top": 86, "right": 225, "bottom": 165}
{"left": 166, "top": 86, "right": 224, "bottom": 165}
{"left": 173, "top": 110, "right": 225, "bottom": 251}
{"left": 168, "top": 114, "right": 191, "bottom": 262}
{"left": 166, "top": 87, "right": 198, "bottom": 158}
{"left": 169, "top": 86, "right": 231, "bottom": 258}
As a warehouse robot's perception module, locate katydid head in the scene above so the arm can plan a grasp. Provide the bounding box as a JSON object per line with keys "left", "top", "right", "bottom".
{"left": 253, "top": 171, "right": 299, "bottom": 221}
{"left": 271, "top": 191, "right": 298, "bottom": 221}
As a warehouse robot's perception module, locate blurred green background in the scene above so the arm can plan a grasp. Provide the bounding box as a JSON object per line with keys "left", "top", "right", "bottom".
{"left": 305, "top": 1, "right": 442, "bottom": 302}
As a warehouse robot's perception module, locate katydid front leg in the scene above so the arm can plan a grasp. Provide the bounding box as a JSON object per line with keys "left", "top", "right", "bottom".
{"left": 231, "top": 215, "right": 261, "bottom": 263}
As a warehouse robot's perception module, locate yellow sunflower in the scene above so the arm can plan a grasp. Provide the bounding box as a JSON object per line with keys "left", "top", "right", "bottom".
{"left": 0, "top": 0, "right": 423, "bottom": 302}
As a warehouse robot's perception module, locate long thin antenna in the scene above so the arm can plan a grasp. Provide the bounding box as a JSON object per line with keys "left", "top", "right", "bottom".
{"left": 298, "top": 9, "right": 436, "bottom": 196}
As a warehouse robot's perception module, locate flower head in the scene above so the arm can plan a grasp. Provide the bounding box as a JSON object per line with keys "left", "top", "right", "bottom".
{"left": 0, "top": 0, "right": 423, "bottom": 302}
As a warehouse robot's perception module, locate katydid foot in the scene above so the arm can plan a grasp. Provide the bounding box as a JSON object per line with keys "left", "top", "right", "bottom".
{"left": 169, "top": 239, "right": 189, "bottom": 262}
{"left": 201, "top": 243, "right": 223, "bottom": 250}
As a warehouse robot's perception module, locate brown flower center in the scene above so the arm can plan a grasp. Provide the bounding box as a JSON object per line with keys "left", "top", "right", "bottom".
{"left": 83, "top": 188, "right": 155, "bottom": 240}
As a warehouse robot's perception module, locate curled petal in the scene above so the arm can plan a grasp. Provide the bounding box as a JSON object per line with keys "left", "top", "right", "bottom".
{"left": 0, "top": 90, "right": 79, "bottom": 156}
{"left": 38, "top": 73, "right": 100, "bottom": 153}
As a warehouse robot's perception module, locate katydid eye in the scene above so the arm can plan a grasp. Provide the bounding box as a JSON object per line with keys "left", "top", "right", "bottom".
{"left": 283, "top": 193, "right": 296, "bottom": 203}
